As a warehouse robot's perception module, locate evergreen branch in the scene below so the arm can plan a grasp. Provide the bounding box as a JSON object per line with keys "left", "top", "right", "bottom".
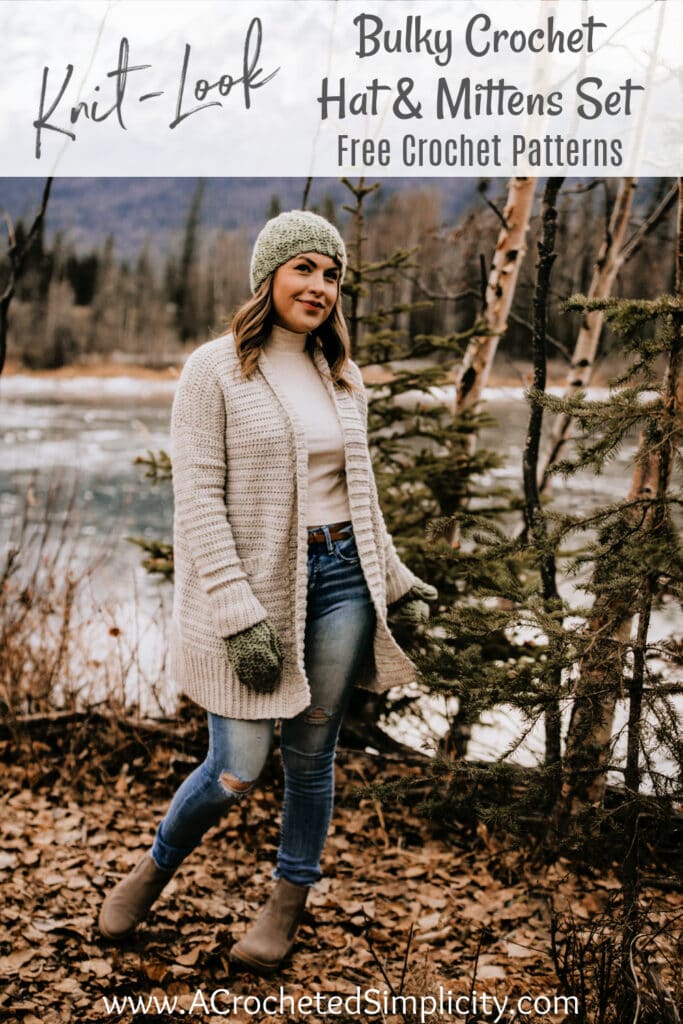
{"left": 345, "top": 250, "right": 417, "bottom": 278}
{"left": 134, "top": 449, "right": 172, "bottom": 482}
{"left": 564, "top": 293, "right": 680, "bottom": 322}
{"left": 126, "top": 536, "right": 174, "bottom": 580}
{"left": 340, "top": 178, "right": 381, "bottom": 202}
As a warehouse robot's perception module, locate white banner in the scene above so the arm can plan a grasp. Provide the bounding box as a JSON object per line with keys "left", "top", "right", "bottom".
{"left": 0, "top": 0, "right": 680, "bottom": 177}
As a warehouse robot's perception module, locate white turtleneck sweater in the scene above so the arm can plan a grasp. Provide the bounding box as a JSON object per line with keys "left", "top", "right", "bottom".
{"left": 262, "top": 325, "right": 351, "bottom": 527}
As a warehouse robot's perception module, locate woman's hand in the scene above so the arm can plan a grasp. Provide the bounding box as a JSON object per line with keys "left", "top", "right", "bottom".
{"left": 223, "top": 620, "right": 285, "bottom": 693}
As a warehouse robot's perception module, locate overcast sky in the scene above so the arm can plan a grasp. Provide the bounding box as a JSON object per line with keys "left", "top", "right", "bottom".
{"left": 0, "top": 0, "right": 680, "bottom": 176}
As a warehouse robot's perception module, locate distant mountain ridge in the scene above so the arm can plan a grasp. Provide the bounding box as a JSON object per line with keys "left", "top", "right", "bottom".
{"left": 0, "top": 177, "right": 475, "bottom": 260}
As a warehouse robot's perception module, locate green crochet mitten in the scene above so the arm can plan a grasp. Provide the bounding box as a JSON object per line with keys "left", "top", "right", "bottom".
{"left": 389, "top": 581, "right": 438, "bottom": 620}
{"left": 403, "top": 580, "right": 438, "bottom": 604}
{"left": 223, "top": 620, "right": 285, "bottom": 694}
{"left": 388, "top": 581, "right": 438, "bottom": 635}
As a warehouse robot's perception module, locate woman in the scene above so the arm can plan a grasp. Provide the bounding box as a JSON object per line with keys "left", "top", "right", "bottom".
{"left": 98, "top": 210, "right": 436, "bottom": 974}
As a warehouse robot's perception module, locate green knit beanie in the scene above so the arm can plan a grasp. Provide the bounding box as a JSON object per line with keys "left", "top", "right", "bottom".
{"left": 250, "top": 210, "right": 347, "bottom": 293}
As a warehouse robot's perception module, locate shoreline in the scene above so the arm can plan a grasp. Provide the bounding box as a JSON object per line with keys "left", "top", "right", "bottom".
{"left": 1, "top": 355, "right": 588, "bottom": 389}
{"left": 1, "top": 357, "right": 181, "bottom": 382}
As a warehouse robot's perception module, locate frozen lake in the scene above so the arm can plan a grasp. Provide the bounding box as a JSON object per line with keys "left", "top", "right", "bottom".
{"left": 1, "top": 373, "right": 680, "bottom": 790}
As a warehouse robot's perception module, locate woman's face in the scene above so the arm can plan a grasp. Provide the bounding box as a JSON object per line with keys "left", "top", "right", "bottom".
{"left": 271, "top": 252, "right": 340, "bottom": 334}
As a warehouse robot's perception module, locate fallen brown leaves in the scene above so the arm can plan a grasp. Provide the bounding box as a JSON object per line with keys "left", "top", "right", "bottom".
{"left": 0, "top": 732, "right": 680, "bottom": 1024}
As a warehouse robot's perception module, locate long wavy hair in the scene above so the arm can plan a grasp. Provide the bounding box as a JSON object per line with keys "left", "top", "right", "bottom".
{"left": 231, "top": 271, "right": 357, "bottom": 393}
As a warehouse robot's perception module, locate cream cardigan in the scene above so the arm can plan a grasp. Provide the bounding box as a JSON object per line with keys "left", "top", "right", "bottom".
{"left": 169, "top": 332, "right": 423, "bottom": 719}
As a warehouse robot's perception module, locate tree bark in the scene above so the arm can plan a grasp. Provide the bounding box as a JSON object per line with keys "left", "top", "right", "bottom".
{"left": 447, "top": 178, "right": 537, "bottom": 535}
{"left": 454, "top": 177, "right": 538, "bottom": 416}
{"left": 523, "top": 177, "right": 564, "bottom": 775}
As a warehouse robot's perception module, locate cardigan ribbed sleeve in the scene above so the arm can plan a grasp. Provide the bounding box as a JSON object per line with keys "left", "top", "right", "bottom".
{"left": 171, "top": 352, "right": 269, "bottom": 638}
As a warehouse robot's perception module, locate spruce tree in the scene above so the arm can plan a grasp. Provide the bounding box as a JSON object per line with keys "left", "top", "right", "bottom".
{"left": 175, "top": 179, "right": 206, "bottom": 341}
{"left": 338, "top": 178, "right": 527, "bottom": 753}
{"left": 411, "top": 178, "right": 682, "bottom": 862}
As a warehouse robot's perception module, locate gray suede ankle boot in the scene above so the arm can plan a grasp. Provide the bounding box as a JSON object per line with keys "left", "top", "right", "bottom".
{"left": 229, "top": 878, "right": 310, "bottom": 974}
{"left": 98, "top": 853, "right": 176, "bottom": 940}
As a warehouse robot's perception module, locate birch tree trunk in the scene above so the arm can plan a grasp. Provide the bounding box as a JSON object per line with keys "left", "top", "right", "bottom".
{"left": 553, "top": 179, "right": 683, "bottom": 831}
{"left": 454, "top": 177, "right": 537, "bottom": 416}
{"left": 447, "top": 177, "right": 537, "bottom": 551}
{"left": 539, "top": 177, "right": 638, "bottom": 490}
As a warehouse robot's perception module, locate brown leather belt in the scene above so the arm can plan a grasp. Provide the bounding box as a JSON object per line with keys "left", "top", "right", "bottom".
{"left": 307, "top": 521, "right": 353, "bottom": 545}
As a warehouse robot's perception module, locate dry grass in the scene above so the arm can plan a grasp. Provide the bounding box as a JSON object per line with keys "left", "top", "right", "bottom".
{"left": 1, "top": 478, "right": 83, "bottom": 724}
{"left": 0, "top": 478, "right": 171, "bottom": 744}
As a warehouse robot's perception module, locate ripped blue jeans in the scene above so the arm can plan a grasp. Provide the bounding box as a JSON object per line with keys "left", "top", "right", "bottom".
{"left": 151, "top": 524, "right": 376, "bottom": 886}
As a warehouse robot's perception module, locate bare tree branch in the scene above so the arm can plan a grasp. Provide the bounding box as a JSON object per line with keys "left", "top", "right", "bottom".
{"left": 301, "top": 177, "right": 313, "bottom": 211}
{"left": 621, "top": 182, "right": 678, "bottom": 265}
{"left": 482, "top": 195, "right": 509, "bottom": 231}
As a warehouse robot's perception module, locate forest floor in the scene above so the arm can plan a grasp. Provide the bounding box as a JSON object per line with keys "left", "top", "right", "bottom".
{"left": 1, "top": 722, "right": 680, "bottom": 1024}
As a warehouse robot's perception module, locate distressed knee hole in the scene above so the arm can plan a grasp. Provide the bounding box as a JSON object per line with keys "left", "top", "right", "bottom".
{"left": 219, "top": 771, "right": 254, "bottom": 796}
{"left": 304, "top": 705, "right": 332, "bottom": 724}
